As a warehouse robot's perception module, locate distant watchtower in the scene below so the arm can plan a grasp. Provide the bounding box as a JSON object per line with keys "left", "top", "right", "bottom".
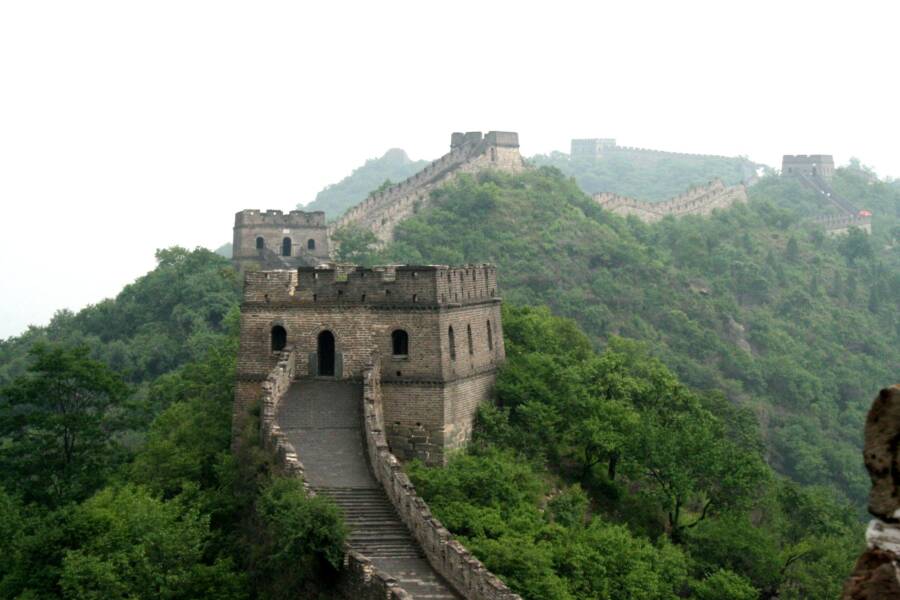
{"left": 234, "top": 264, "right": 506, "bottom": 465}
{"left": 233, "top": 209, "right": 330, "bottom": 271}
{"left": 571, "top": 138, "right": 617, "bottom": 160}
{"left": 782, "top": 155, "right": 836, "bottom": 180}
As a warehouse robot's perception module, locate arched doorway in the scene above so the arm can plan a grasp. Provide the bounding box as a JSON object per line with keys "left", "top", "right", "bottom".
{"left": 256, "top": 236, "right": 265, "bottom": 250}
{"left": 317, "top": 330, "right": 335, "bottom": 376}
{"left": 282, "top": 237, "right": 292, "bottom": 257}
{"left": 271, "top": 325, "right": 287, "bottom": 351}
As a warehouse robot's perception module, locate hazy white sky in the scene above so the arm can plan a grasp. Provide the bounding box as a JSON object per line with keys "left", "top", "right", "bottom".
{"left": 1, "top": 0, "right": 898, "bottom": 339}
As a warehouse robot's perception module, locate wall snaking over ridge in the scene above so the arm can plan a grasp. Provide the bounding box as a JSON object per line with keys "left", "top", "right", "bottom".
{"left": 330, "top": 131, "right": 526, "bottom": 246}
{"left": 593, "top": 179, "right": 748, "bottom": 223}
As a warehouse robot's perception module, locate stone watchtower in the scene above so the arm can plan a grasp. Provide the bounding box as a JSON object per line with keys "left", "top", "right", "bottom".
{"left": 234, "top": 264, "right": 505, "bottom": 464}
{"left": 233, "top": 209, "right": 331, "bottom": 271}
{"left": 782, "top": 154, "right": 836, "bottom": 180}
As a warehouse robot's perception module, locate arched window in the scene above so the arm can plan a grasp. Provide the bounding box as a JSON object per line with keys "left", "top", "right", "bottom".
{"left": 486, "top": 320, "right": 493, "bottom": 351}
{"left": 307, "top": 238, "right": 316, "bottom": 250}
{"left": 271, "top": 325, "right": 287, "bottom": 352}
{"left": 256, "top": 236, "right": 264, "bottom": 250}
{"left": 392, "top": 330, "right": 409, "bottom": 357}
{"left": 282, "top": 237, "right": 292, "bottom": 257}
{"left": 317, "top": 330, "right": 335, "bottom": 376}
{"left": 448, "top": 326, "right": 456, "bottom": 361}
{"left": 467, "top": 324, "right": 474, "bottom": 355}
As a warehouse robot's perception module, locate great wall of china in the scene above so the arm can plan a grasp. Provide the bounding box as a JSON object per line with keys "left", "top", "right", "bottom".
{"left": 329, "top": 131, "right": 526, "bottom": 245}
{"left": 593, "top": 179, "right": 749, "bottom": 223}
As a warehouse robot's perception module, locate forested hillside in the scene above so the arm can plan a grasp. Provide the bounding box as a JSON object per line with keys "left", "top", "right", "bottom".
{"left": 301, "top": 148, "right": 429, "bottom": 219}
{"left": 337, "top": 166, "right": 900, "bottom": 509}
{"left": 532, "top": 150, "right": 758, "bottom": 200}
{"left": 410, "top": 305, "right": 861, "bottom": 599}
{"left": 0, "top": 249, "right": 345, "bottom": 599}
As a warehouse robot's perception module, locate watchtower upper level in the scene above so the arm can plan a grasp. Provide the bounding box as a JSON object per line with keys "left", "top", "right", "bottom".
{"left": 233, "top": 209, "right": 330, "bottom": 270}
{"left": 782, "top": 155, "right": 836, "bottom": 180}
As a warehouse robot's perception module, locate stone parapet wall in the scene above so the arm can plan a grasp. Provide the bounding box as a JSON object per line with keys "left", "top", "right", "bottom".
{"left": 330, "top": 132, "right": 526, "bottom": 246}
{"left": 611, "top": 145, "right": 737, "bottom": 160}
{"left": 257, "top": 346, "right": 310, "bottom": 488}
{"left": 362, "top": 360, "right": 522, "bottom": 600}
{"left": 337, "top": 552, "right": 414, "bottom": 600}
{"left": 594, "top": 179, "right": 748, "bottom": 223}
{"left": 813, "top": 213, "right": 873, "bottom": 236}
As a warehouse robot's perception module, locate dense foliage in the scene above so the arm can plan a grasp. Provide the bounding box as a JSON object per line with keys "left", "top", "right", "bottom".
{"left": 531, "top": 149, "right": 758, "bottom": 200}
{"left": 301, "top": 148, "right": 429, "bottom": 219}
{"left": 409, "top": 305, "right": 862, "bottom": 600}
{"left": 0, "top": 249, "right": 345, "bottom": 599}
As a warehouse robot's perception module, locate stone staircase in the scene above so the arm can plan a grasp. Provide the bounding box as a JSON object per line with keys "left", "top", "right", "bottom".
{"left": 277, "top": 379, "right": 460, "bottom": 599}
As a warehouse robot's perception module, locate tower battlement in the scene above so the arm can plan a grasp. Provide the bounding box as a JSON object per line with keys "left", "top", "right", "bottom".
{"left": 235, "top": 209, "right": 326, "bottom": 227}
{"left": 241, "top": 264, "right": 500, "bottom": 306}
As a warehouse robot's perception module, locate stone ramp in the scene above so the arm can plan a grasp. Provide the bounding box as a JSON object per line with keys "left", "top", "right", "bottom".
{"left": 277, "top": 379, "right": 461, "bottom": 599}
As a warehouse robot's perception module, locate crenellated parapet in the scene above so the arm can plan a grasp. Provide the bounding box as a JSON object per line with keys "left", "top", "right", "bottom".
{"left": 594, "top": 179, "right": 748, "bottom": 223}
{"left": 241, "top": 264, "right": 499, "bottom": 307}
{"left": 330, "top": 131, "right": 527, "bottom": 246}
{"left": 812, "top": 213, "right": 873, "bottom": 236}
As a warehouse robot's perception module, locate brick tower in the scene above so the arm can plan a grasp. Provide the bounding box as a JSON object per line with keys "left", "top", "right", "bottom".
{"left": 234, "top": 264, "right": 505, "bottom": 464}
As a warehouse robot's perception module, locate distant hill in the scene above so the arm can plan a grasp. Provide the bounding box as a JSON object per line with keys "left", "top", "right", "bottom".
{"left": 301, "top": 148, "right": 430, "bottom": 219}
{"left": 531, "top": 148, "right": 759, "bottom": 201}
{"left": 214, "top": 242, "right": 232, "bottom": 259}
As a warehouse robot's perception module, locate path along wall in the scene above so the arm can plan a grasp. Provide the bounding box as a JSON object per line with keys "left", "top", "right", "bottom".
{"left": 255, "top": 347, "right": 414, "bottom": 600}
{"left": 362, "top": 359, "right": 522, "bottom": 600}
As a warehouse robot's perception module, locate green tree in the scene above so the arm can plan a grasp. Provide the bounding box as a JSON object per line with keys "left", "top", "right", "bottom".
{"left": 251, "top": 478, "right": 346, "bottom": 599}
{"left": 332, "top": 225, "right": 380, "bottom": 265}
{"left": 60, "top": 485, "right": 244, "bottom": 600}
{"left": 692, "top": 569, "right": 758, "bottom": 600}
{"left": 0, "top": 344, "right": 129, "bottom": 505}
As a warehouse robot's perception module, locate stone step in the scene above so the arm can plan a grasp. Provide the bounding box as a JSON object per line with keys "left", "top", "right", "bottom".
{"left": 278, "top": 381, "right": 462, "bottom": 599}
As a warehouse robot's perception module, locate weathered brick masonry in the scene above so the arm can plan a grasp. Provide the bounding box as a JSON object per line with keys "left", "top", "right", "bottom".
{"left": 234, "top": 264, "right": 505, "bottom": 465}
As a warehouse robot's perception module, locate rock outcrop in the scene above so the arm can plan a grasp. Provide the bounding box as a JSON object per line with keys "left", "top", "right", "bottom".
{"left": 842, "top": 385, "right": 900, "bottom": 599}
